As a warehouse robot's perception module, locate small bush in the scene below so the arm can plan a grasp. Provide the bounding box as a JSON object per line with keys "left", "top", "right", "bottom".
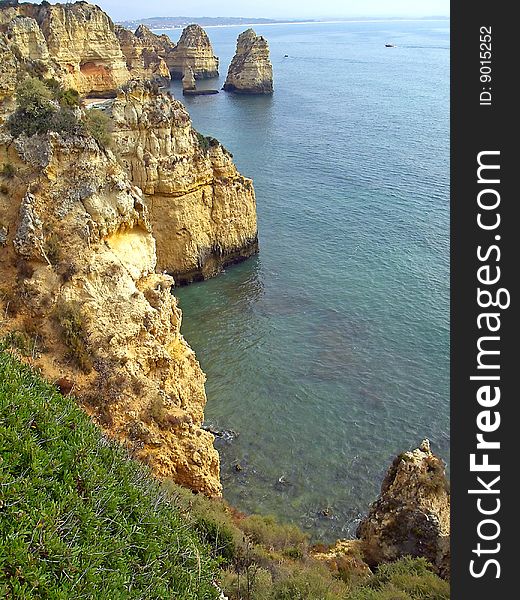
{"left": 41, "top": 78, "right": 81, "bottom": 108}
{"left": 43, "top": 233, "right": 61, "bottom": 265}
{"left": 196, "top": 132, "right": 219, "bottom": 153}
{"left": 8, "top": 77, "right": 85, "bottom": 139}
{"left": 8, "top": 77, "right": 55, "bottom": 137}
{"left": 55, "top": 301, "right": 92, "bottom": 372}
{"left": 241, "top": 514, "right": 308, "bottom": 554}
{"left": 0, "top": 331, "right": 33, "bottom": 356}
{"left": 49, "top": 107, "right": 83, "bottom": 135}
{"left": 220, "top": 567, "right": 273, "bottom": 600}
{"left": 348, "top": 558, "right": 450, "bottom": 600}
{"left": 84, "top": 109, "right": 112, "bottom": 147}
{"left": 0, "top": 163, "right": 15, "bottom": 179}
{"left": 270, "top": 563, "right": 348, "bottom": 600}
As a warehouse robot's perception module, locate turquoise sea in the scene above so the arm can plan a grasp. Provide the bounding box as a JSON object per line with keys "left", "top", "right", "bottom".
{"left": 167, "top": 20, "right": 450, "bottom": 541}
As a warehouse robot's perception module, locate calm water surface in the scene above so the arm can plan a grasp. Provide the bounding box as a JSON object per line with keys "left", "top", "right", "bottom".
{"left": 167, "top": 20, "right": 450, "bottom": 541}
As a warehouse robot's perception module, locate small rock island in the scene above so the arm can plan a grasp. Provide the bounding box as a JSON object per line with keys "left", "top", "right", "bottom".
{"left": 223, "top": 29, "right": 273, "bottom": 94}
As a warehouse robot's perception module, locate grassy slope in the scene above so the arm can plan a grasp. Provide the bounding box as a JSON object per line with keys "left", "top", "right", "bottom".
{"left": 0, "top": 350, "right": 219, "bottom": 599}
{"left": 0, "top": 348, "right": 450, "bottom": 600}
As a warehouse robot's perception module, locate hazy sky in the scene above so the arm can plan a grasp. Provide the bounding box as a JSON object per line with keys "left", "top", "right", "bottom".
{"left": 71, "top": 1, "right": 450, "bottom": 21}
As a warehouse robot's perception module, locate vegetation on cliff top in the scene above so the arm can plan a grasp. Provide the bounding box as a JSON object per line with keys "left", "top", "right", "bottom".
{"left": 7, "top": 77, "right": 111, "bottom": 146}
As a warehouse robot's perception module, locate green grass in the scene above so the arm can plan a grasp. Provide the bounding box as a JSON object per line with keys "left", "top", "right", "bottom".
{"left": 0, "top": 350, "right": 220, "bottom": 599}
{"left": 0, "top": 350, "right": 449, "bottom": 600}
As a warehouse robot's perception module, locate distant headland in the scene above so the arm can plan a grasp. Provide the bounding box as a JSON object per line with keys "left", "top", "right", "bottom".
{"left": 117, "top": 16, "right": 313, "bottom": 30}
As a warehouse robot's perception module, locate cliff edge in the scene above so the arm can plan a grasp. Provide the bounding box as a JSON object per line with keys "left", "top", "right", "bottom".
{"left": 0, "top": 116, "right": 221, "bottom": 496}
{"left": 0, "top": 2, "right": 173, "bottom": 96}
{"left": 111, "top": 81, "right": 258, "bottom": 283}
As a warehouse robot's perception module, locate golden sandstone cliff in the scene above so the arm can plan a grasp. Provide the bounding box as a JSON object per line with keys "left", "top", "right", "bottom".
{"left": 111, "top": 81, "right": 257, "bottom": 283}
{"left": 224, "top": 29, "right": 273, "bottom": 94}
{"left": 0, "top": 2, "right": 221, "bottom": 97}
{"left": 0, "top": 2, "right": 258, "bottom": 498}
{"left": 0, "top": 1, "right": 130, "bottom": 95}
{"left": 0, "top": 130, "right": 221, "bottom": 496}
{"left": 167, "top": 24, "right": 219, "bottom": 80}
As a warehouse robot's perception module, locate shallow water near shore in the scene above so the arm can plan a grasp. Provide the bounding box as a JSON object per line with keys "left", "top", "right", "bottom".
{"left": 169, "top": 20, "right": 450, "bottom": 541}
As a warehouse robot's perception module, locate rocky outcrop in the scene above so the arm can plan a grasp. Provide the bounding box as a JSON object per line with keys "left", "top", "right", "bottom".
{"left": 357, "top": 440, "right": 450, "bottom": 578}
{"left": 223, "top": 29, "right": 273, "bottom": 94}
{"left": 115, "top": 25, "right": 170, "bottom": 85}
{"left": 134, "top": 24, "right": 177, "bottom": 67}
{"left": 111, "top": 81, "right": 258, "bottom": 283}
{"left": 0, "top": 2, "right": 173, "bottom": 97}
{"left": 16, "top": 2, "right": 131, "bottom": 95}
{"left": 0, "top": 128, "right": 221, "bottom": 497}
{"left": 182, "top": 67, "right": 196, "bottom": 92}
{"left": 168, "top": 24, "right": 219, "bottom": 80}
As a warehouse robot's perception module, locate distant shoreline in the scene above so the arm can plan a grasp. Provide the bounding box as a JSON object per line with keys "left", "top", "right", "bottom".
{"left": 147, "top": 18, "right": 450, "bottom": 32}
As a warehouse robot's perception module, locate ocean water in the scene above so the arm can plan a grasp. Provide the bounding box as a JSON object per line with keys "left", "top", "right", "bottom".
{"left": 167, "top": 20, "right": 450, "bottom": 541}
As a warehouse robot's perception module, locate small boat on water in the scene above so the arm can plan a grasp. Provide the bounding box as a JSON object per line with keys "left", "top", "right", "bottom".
{"left": 385, "top": 43, "right": 396, "bottom": 48}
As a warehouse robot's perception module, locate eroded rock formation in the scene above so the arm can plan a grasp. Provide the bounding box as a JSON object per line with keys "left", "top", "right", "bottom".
{"left": 224, "top": 29, "right": 273, "bottom": 94}
{"left": 168, "top": 24, "right": 219, "bottom": 80}
{"left": 115, "top": 25, "right": 170, "bottom": 85}
{"left": 111, "top": 81, "right": 258, "bottom": 283}
{"left": 182, "top": 67, "right": 196, "bottom": 92}
{"left": 357, "top": 440, "right": 450, "bottom": 578}
{"left": 0, "top": 2, "right": 173, "bottom": 97}
{"left": 0, "top": 0, "right": 258, "bottom": 502}
{"left": 134, "top": 23, "right": 177, "bottom": 68}
{"left": 0, "top": 129, "right": 221, "bottom": 497}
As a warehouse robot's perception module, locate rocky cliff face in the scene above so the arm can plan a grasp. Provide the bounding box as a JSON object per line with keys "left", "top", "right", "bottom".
{"left": 115, "top": 25, "right": 170, "bottom": 85}
{"left": 168, "top": 24, "right": 219, "bottom": 80}
{"left": 357, "top": 440, "right": 450, "bottom": 578}
{"left": 134, "top": 23, "right": 177, "bottom": 68}
{"left": 0, "top": 128, "right": 221, "bottom": 497}
{"left": 111, "top": 81, "right": 258, "bottom": 283}
{"left": 17, "top": 2, "right": 130, "bottom": 94}
{"left": 0, "top": 2, "right": 172, "bottom": 97}
{"left": 224, "top": 29, "right": 273, "bottom": 94}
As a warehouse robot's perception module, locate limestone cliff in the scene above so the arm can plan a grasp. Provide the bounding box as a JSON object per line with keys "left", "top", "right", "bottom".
{"left": 224, "top": 29, "right": 273, "bottom": 94}
{"left": 168, "top": 24, "right": 219, "bottom": 80}
{"left": 115, "top": 25, "right": 170, "bottom": 85}
{"left": 111, "top": 81, "right": 258, "bottom": 283}
{"left": 0, "top": 2, "right": 171, "bottom": 97}
{"left": 357, "top": 440, "right": 450, "bottom": 578}
{"left": 134, "top": 23, "right": 177, "bottom": 69}
{"left": 0, "top": 128, "right": 221, "bottom": 497}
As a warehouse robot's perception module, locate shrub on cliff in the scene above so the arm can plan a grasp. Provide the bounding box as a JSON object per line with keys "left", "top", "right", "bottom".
{"left": 0, "top": 350, "right": 220, "bottom": 599}
{"left": 7, "top": 78, "right": 112, "bottom": 146}
{"left": 8, "top": 77, "right": 56, "bottom": 137}
{"left": 7, "top": 77, "right": 84, "bottom": 138}
{"left": 84, "top": 108, "right": 112, "bottom": 148}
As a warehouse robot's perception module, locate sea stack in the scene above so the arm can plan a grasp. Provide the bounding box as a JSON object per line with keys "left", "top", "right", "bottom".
{"left": 223, "top": 29, "right": 273, "bottom": 94}
{"left": 182, "top": 66, "right": 196, "bottom": 92}
{"left": 168, "top": 24, "right": 219, "bottom": 79}
{"left": 356, "top": 440, "right": 450, "bottom": 579}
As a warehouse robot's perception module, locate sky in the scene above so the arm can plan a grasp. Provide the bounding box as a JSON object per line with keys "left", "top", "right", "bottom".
{"left": 63, "top": 1, "right": 450, "bottom": 21}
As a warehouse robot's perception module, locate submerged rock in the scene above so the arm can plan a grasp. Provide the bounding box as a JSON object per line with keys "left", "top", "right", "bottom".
{"left": 223, "top": 29, "right": 273, "bottom": 94}
{"left": 357, "top": 440, "right": 450, "bottom": 578}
